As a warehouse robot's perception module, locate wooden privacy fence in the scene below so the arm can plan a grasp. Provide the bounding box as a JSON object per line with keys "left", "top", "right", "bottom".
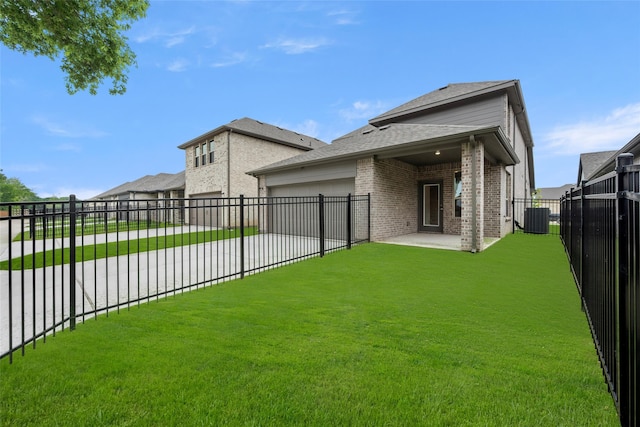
{"left": 560, "top": 153, "right": 638, "bottom": 427}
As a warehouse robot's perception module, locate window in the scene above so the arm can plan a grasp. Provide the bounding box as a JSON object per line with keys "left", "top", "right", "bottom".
{"left": 454, "top": 171, "right": 462, "bottom": 217}
{"left": 194, "top": 145, "right": 200, "bottom": 167}
{"left": 208, "top": 140, "right": 215, "bottom": 163}
{"left": 201, "top": 143, "right": 207, "bottom": 166}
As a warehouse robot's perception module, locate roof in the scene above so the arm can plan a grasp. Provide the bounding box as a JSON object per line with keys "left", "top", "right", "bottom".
{"left": 177, "top": 117, "right": 327, "bottom": 150}
{"left": 93, "top": 171, "right": 185, "bottom": 199}
{"left": 585, "top": 132, "right": 640, "bottom": 181}
{"left": 577, "top": 150, "right": 617, "bottom": 184}
{"left": 249, "top": 123, "right": 519, "bottom": 175}
{"left": 537, "top": 184, "right": 574, "bottom": 200}
{"left": 371, "top": 80, "right": 516, "bottom": 125}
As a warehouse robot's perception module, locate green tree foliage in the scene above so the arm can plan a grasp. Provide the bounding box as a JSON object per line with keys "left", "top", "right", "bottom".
{"left": 0, "top": 171, "right": 38, "bottom": 202}
{"left": 0, "top": 0, "right": 149, "bottom": 95}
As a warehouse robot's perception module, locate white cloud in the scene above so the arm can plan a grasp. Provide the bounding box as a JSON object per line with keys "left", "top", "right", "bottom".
{"left": 211, "top": 52, "right": 247, "bottom": 68}
{"left": 542, "top": 103, "right": 640, "bottom": 155}
{"left": 134, "top": 26, "right": 196, "bottom": 48}
{"left": 262, "top": 38, "right": 331, "bottom": 54}
{"left": 167, "top": 58, "right": 189, "bottom": 72}
{"left": 54, "top": 143, "right": 81, "bottom": 152}
{"left": 31, "top": 115, "right": 107, "bottom": 138}
{"left": 327, "top": 9, "right": 359, "bottom": 25}
{"left": 339, "top": 100, "right": 389, "bottom": 122}
{"left": 292, "top": 119, "right": 319, "bottom": 138}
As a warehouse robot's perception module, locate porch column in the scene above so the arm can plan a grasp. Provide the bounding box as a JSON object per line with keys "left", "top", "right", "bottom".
{"left": 461, "top": 137, "right": 485, "bottom": 252}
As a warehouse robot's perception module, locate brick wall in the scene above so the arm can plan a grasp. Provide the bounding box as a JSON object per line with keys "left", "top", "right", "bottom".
{"left": 416, "top": 162, "right": 462, "bottom": 235}
{"left": 460, "top": 140, "right": 485, "bottom": 251}
{"left": 184, "top": 131, "right": 308, "bottom": 199}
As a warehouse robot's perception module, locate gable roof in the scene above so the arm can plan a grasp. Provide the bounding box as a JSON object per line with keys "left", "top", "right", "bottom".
{"left": 177, "top": 117, "right": 327, "bottom": 150}
{"left": 537, "top": 184, "right": 574, "bottom": 200}
{"left": 369, "top": 80, "right": 533, "bottom": 148}
{"left": 93, "top": 171, "right": 185, "bottom": 199}
{"left": 584, "top": 132, "right": 640, "bottom": 181}
{"left": 249, "top": 123, "right": 518, "bottom": 175}
{"left": 577, "top": 150, "right": 617, "bottom": 185}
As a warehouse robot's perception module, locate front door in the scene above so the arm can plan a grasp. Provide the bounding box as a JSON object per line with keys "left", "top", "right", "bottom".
{"left": 418, "top": 181, "right": 443, "bottom": 232}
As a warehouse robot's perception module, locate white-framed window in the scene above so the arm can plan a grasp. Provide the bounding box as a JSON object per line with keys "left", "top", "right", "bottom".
{"left": 506, "top": 171, "right": 512, "bottom": 217}
{"left": 200, "top": 143, "right": 207, "bottom": 166}
{"left": 454, "top": 171, "right": 462, "bottom": 217}
{"left": 194, "top": 145, "right": 200, "bottom": 167}
{"left": 208, "top": 140, "right": 215, "bottom": 163}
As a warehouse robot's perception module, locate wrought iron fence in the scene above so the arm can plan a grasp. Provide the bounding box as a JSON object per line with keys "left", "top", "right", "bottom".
{"left": 512, "top": 198, "right": 561, "bottom": 236}
{"left": 0, "top": 194, "right": 370, "bottom": 362}
{"left": 560, "top": 153, "right": 638, "bottom": 427}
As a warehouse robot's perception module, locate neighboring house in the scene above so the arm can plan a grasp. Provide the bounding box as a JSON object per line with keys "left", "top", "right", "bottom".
{"left": 582, "top": 132, "right": 640, "bottom": 181}
{"left": 177, "top": 117, "right": 326, "bottom": 226}
{"left": 250, "top": 80, "right": 536, "bottom": 252}
{"left": 93, "top": 171, "right": 185, "bottom": 222}
{"left": 576, "top": 150, "right": 617, "bottom": 185}
{"left": 536, "top": 184, "right": 574, "bottom": 222}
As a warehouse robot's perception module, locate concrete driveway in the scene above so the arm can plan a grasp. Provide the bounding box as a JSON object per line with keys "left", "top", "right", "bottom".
{"left": 0, "top": 230, "right": 345, "bottom": 358}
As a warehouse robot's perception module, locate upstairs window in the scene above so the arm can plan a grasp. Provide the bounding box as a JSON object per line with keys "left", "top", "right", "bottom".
{"left": 194, "top": 145, "right": 200, "bottom": 167}
{"left": 209, "top": 140, "right": 215, "bottom": 163}
{"left": 454, "top": 171, "right": 462, "bottom": 217}
{"left": 201, "top": 143, "right": 207, "bottom": 166}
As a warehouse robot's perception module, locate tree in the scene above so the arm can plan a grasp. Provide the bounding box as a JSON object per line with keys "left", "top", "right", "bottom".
{"left": 0, "top": 171, "right": 38, "bottom": 202}
{"left": 0, "top": 0, "right": 149, "bottom": 95}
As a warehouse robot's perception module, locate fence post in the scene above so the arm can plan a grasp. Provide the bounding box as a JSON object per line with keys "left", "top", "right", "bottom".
{"left": 616, "top": 153, "right": 634, "bottom": 427}
{"left": 346, "top": 193, "right": 352, "bottom": 250}
{"left": 319, "top": 194, "right": 325, "bottom": 257}
{"left": 69, "top": 195, "right": 77, "bottom": 331}
{"left": 367, "top": 193, "right": 371, "bottom": 242}
{"left": 240, "top": 195, "right": 245, "bottom": 279}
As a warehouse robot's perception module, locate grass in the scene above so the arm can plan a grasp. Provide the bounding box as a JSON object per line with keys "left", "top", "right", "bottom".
{"left": 0, "top": 227, "right": 258, "bottom": 270}
{"left": 0, "top": 234, "right": 618, "bottom": 426}
{"left": 14, "top": 219, "right": 177, "bottom": 241}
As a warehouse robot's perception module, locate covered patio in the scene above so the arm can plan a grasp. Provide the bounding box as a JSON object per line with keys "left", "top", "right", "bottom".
{"left": 379, "top": 233, "right": 500, "bottom": 251}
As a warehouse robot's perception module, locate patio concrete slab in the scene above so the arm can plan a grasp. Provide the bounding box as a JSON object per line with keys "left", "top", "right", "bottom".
{"left": 378, "top": 233, "right": 500, "bottom": 251}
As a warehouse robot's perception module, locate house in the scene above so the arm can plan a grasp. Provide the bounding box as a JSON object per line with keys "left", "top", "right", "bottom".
{"left": 250, "top": 80, "right": 536, "bottom": 252}
{"left": 177, "top": 117, "right": 326, "bottom": 226}
{"left": 581, "top": 132, "right": 640, "bottom": 181}
{"left": 576, "top": 150, "right": 617, "bottom": 185}
{"left": 92, "top": 171, "right": 185, "bottom": 222}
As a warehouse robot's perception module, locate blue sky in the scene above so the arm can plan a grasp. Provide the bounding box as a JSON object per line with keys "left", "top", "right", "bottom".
{"left": 1, "top": 1, "right": 639, "bottom": 199}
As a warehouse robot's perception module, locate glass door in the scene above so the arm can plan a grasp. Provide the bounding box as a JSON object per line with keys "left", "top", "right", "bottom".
{"left": 418, "top": 181, "right": 443, "bottom": 232}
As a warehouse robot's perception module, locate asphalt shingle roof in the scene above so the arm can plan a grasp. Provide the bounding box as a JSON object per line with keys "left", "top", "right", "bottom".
{"left": 370, "top": 80, "right": 516, "bottom": 125}
{"left": 249, "top": 123, "right": 492, "bottom": 175}
{"left": 93, "top": 171, "right": 185, "bottom": 199}
{"left": 178, "top": 117, "right": 327, "bottom": 150}
{"left": 578, "top": 151, "right": 617, "bottom": 183}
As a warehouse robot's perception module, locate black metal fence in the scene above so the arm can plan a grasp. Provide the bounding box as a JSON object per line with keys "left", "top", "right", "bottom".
{"left": 560, "top": 153, "right": 638, "bottom": 427}
{"left": 0, "top": 194, "right": 370, "bottom": 362}
{"left": 512, "top": 198, "right": 561, "bottom": 236}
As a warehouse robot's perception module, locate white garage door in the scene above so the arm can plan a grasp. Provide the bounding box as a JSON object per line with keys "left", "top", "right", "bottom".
{"left": 267, "top": 179, "right": 355, "bottom": 239}
{"left": 269, "top": 178, "right": 355, "bottom": 197}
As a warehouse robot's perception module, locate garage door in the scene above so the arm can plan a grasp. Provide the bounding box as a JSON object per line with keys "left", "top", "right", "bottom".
{"left": 189, "top": 192, "right": 222, "bottom": 227}
{"left": 268, "top": 179, "right": 355, "bottom": 239}
{"left": 269, "top": 178, "right": 355, "bottom": 197}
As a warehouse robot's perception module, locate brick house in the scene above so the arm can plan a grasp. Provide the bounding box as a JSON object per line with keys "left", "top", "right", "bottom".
{"left": 178, "top": 117, "right": 326, "bottom": 226}
{"left": 93, "top": 171, "right": 186, "bottom": 223}
{"left": 250, "top": 80, "right": 536, "bottom": 252}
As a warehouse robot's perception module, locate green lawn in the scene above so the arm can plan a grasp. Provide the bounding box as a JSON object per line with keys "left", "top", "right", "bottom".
{"left": 0, "top": 227, "right": 257, "bottom": 270}
{"left": 0, "top": 234, "right": 618, "bottom": 426}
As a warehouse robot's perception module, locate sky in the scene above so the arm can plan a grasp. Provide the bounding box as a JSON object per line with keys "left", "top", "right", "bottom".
{"left": 1, "top": 1, "right": 639, "bottom": 199}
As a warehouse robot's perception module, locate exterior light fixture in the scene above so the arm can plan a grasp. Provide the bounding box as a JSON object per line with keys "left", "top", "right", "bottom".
{"left": 435, "top": 150, "right": 441, "bottom": 155}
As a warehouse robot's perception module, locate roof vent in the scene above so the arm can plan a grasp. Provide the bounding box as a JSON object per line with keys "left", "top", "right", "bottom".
{"left": 379, "top": 125, "right": 390, "bottom": 131}
{"left": 362, "top": 128, "right": 375, "bottom": 135}
{"left": 438, "top": 84, "right": 449, "bottom": 91}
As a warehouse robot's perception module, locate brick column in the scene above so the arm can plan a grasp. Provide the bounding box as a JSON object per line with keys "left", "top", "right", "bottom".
{"left": 461, "top": 139, "right": 485, "bottom": 252}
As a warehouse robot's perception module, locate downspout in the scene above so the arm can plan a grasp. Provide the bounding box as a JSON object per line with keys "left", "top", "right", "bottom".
{"left": 470, "top": 135, "right": 477, "bottom": 253}
{"left": 512, "top": 111, "right": 516, "bottom": 234}
{"left": 227, "top": 129, "right": 232, "bottom": 228}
